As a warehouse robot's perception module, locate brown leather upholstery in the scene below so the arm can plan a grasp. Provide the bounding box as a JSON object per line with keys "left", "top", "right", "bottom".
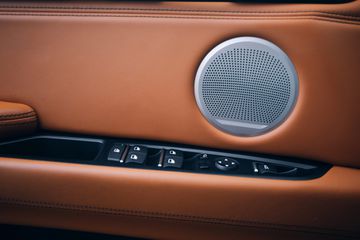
{"left": 0, "top": 1, "right": 359, "bottom": 168}
{"left": 0, "top": 101, "right": 37, "bottom": 139}
{"left": 0, "top": 1, "right": 359, "bottom": 239}
{"left": 0, "top": 158, "right": 359, "bottom": 239}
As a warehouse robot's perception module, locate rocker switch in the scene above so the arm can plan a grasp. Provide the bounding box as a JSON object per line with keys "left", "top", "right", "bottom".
{"left": 107, "top": 143, "right": 126, "bottom": 162}
{"left": 163, "top": 149, "right": 183, "bottom": 168}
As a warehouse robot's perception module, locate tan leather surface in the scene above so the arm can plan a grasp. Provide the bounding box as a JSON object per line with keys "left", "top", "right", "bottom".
{"left": 0, "top": 206, "right": 350, "bottom": 240}
{"left": 1, "top": 2, "right": 359, "bottom": 239}
{"left": 1, "top": 0, "right": 360, "bottom": 17}
{"left": 0, "top": 101, "right": 37, "bottom": 139}
{"left": 0, "top": 1, "right": 359, "bottom": 168}
{"left": 0, "top": 158, "right": 359, "bottom": 239}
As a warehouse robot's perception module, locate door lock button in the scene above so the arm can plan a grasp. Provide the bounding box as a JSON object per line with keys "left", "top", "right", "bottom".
{"left": 215, "top": 157, "right": 239, "bottom": 171}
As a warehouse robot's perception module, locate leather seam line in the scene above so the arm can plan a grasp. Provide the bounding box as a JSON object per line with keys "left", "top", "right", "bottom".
{"left": 0, "top": 120, "right": 37, "bottom": 127}
{"left": 0, "top": 197, "right": 357, "bottom": 238}
{"left": 1, "top": 9, "right": 359, "bottom": 22}
{"left": 0, "top": 111, "right": 35, "bottom": 120}
{"left": 0, "top": 5, "right": 359, "bottom": 19}
{"left": 0, "top": 13, "right": 359, "bottom": 25}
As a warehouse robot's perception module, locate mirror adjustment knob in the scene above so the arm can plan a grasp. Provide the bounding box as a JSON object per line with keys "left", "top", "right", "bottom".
{"left": 215, "top": 157, "right": 239, "bottom": 171}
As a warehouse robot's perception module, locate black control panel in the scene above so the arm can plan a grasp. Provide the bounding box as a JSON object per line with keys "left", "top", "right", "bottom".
{"left": 0, "top": 135, "right": 330, "bottom": 180}
{"left": 99, "top": 140, "right": 329, "bottom": 180}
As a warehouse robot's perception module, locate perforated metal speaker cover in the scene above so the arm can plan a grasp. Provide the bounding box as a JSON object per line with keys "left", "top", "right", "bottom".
{"left": 195, "top": 37, "right": 298, "bottom": 136}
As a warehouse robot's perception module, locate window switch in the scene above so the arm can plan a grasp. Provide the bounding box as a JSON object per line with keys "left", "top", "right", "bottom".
{"left": 128, "top": 145, "right": 148, "bottom": 155}
{"left": 125, "top": 152, "right": 147, "bottom": 164}
{"left": 126, "top": 145, "right": 148, "bottom": 164}
{"left": 163, "top": 149, "right": 183, "bottom": 168}
{"left": 253, "top": 162, "right": 298, "bottom": 176}
{"left": 163, "top": 155, "right": 183, "bottom": 168}
{"left": 107, "top": 143, "right": 126, "bottom": 162}
{"left": 165, "top": 149, "right": 183, "bottom": 158}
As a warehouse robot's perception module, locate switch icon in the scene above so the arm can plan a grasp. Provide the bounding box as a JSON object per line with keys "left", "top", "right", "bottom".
{"left": 130, "top": 154, "right": 138, "bottom": 160}
{"left": 107, "top": 143, "right": 125, "bottom": 162}
{"left": 167, "top": 158, "right": 176, "bottom": 164}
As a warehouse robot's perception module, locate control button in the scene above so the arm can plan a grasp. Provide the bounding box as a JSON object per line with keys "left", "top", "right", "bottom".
{"left": 215, "top": 157, "right": 239, "bottom": 171}
{"left": 163, "top": 156, "right": 183, "bottom": 168}
{"left": 165, "top": 149, "right": 183, "bottom": 157}
{"left": 253, "top": 162, "right": 298, "bottom": 176}
{"left": 198, "top": 161, "right": 210, "bottom": 170}
{"left": 197, "top": 153, "right": 210, "bottom": 170}
{"left": 129, "top": 145, "right": 148, "bottom": 155}
{"left": 255, "top": 163, "right": 276, "bottom": 174}
{"left": 107, "top": 143, "right": 126, "bottom": 162}
{"left": 125, "top": 152, "right": 147, "bottom": 164}
{"left": 163, "top": 149, "right": 183, "bottom": 168}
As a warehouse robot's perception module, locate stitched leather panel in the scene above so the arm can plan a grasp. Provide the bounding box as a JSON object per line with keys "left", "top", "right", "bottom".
{"left": 0, "top": 101, "right": 37, "bottom": 139}
{"left": 0, "top": 158, "right": 359, "bottom": 239}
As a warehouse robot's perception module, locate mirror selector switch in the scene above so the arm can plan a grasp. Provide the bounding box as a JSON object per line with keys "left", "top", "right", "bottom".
{"left": 125, "top": 145, "right": 148, "bottom": 164}
{"left": 215, "top": 157, "right": 239, "bottom": 171}
{"left": 196, "top": 154, "right": 210, "bottom": 170}
{"left": 163, "top": 149, "right": 183, "bottom": 168}
{"left": 107, "top": 143, "right": 126, "bottom": 162}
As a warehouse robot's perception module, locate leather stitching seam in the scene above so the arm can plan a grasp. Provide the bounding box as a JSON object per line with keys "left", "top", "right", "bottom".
{"left": 0, "top": 13, "right": 359, "bottom": 25}
{"left": 0, "top": 111, "right": 35, "bottom": 120}
{"left": 0, "top": 197, "right": 358, "bottom": 238}
{"left": 0, "top": 5, "right": 359, "bottom": 19}
{"left": 0, "top": 120, "right": 37, "bottom": 127}
{"left": 1, "top": 10, "right": 358, "bottom": 21}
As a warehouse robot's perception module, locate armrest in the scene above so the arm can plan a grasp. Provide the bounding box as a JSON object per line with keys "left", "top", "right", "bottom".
{"left": 0, "top": 101, "right": 37, "bottom": 139}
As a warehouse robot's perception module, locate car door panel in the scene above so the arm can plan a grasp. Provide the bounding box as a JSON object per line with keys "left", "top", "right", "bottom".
{"left": 0, "top": 158, "right": 359, "bottom": 239}
{"left": 0, "top": 3, "right": 359, "bottom": 167}
{"left": 0, "top": 1, "right": 359, "bottom": 239}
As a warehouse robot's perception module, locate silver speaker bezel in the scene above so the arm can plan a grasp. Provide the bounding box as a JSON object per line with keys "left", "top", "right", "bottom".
{"left": 194, "top": 37, "right": 299, "bottom": 137}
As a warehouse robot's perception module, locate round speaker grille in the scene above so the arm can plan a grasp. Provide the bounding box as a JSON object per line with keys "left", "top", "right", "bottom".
{"left": 195, "top": 37, "right": 298, "bottom": 136}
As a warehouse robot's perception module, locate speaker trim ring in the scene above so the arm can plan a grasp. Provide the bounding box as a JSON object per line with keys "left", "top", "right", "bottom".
{"left": 194, "top": 37, "right": 299, "bottom": 137}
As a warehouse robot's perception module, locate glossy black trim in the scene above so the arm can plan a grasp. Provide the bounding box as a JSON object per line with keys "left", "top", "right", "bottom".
{"left": 0, "top": 132, "right": 331, "bottom": 180}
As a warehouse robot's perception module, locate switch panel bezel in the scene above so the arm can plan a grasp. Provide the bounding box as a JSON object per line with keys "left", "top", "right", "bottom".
{"left": 0, "top": 133, "right": 330, "bottom": 180}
